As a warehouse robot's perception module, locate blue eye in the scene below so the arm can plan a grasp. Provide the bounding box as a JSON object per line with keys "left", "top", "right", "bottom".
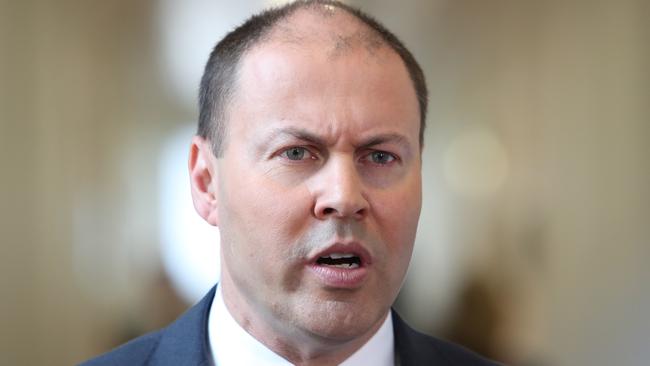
{"left": 282, "top": 147, "right": 310, "bottom": 161}
{"left": 369, "top": 151, "right": 395, "bottom": 164}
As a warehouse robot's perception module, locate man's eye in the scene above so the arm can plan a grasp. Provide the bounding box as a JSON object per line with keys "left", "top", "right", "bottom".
{"left": 369, "top": 151, "right": 396, "bottom": 165}
{"left": 281, "top": 147, "right": 312, "bottom": 161}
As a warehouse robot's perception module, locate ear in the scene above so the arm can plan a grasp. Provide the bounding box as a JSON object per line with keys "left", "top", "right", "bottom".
{"left": 188, "top": 135, "right": 219, "bottom": 226}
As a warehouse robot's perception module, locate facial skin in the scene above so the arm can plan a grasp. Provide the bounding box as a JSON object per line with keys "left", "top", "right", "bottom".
{"left": 189, "top": 8, "right": 422, "bottom": 366}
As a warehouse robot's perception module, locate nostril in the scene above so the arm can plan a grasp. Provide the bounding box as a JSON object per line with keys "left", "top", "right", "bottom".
{"left": 323, "top": 208, "right": 335, "bottom": 215}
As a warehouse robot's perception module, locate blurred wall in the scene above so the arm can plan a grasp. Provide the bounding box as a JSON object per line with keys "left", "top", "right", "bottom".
{"left": 1, "top": 0, "right": 648, "bottom": 365}
{"left": 0, "top": 1, "right": 184, "bottom": 364}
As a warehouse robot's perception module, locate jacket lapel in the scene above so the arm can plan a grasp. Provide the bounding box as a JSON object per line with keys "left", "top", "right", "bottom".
{"left": 149, "top": 286, "right": 216, "bottom": 366}
{"left": 392, "top": 309, "right": 443, "bottom": 365}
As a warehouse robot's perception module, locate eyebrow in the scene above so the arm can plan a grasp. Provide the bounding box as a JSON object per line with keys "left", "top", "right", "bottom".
{"left": 268, "top": 127, "right": 328, "bottom": 146}
{"left": 267, "top": 127, "right": 412, "bottom": 150}
{"left": 356, "top": 133, "right": 411, "bottom": 150}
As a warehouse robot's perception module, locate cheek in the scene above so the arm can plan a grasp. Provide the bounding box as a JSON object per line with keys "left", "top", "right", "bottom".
{"left": 374, "top": 172, "right": 421, "bottom": 232}
{"left": 219, "top": 168, "right": 315, "bottom": 263}
{"left": 371, "top": 175, "right": 421, "bottom": 268}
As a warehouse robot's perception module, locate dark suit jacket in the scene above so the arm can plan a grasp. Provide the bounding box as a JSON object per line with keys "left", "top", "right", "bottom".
{"left": 80, "top": 286, "right": 498, "bottom": 365}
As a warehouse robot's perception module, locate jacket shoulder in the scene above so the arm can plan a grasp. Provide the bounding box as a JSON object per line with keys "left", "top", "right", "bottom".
{"left": 78, "top": 330, "right": 163, "bottom": 366}
{"left": 78, "top": 286, "right": 217, "bottom": 366}
{"left": 392, "top": 310, "right": 501, "bottom": 366}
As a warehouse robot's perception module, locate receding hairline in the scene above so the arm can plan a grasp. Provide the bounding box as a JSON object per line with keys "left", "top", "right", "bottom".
{"left": 260, "top": 5, "right": 389, "bottom": 56}
{"left": 226, "top": 4, "right": 405, "bottom": 114}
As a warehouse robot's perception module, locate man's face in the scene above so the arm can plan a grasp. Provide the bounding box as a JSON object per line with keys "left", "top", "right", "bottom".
{"left": 210, "top": 36, "right": 421, "bottom": 343}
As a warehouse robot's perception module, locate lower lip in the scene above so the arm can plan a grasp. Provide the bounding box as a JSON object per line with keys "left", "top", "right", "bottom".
{"left": 307, "top": 264, "right": 368, "bottom": 288}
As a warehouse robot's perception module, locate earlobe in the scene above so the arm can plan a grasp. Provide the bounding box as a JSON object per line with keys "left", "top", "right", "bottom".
{"left": 188, "top": 136, "right": 219, "bottom": 226}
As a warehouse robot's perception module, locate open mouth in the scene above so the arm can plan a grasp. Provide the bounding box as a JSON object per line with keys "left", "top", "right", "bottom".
{"left": 316, "top": 253, "right": 362, "bottom": 269}
{"left": 308, "top": 244, "right": 370, "bottom": 287}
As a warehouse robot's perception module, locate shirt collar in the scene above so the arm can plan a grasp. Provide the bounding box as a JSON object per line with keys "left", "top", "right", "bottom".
{"left": 208, "top": 285, "right": 394, "bottom": 366}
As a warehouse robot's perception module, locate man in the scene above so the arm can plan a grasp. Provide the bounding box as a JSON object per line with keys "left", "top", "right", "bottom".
{"left": 82, "top": 1, "right": 497, "bottom": 365}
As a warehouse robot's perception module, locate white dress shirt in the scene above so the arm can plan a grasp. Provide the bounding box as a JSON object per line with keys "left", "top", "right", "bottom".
{"left": 209, "top": 285, "right": 395, "bottom": 366}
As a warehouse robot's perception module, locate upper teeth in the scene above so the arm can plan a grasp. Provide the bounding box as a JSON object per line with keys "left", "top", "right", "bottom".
{"left": 324, "top": 253, "right": 355, "bottom": 259}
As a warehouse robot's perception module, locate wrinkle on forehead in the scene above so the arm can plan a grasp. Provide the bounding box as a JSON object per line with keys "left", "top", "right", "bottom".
{"left": 265, "top": 6, "right": 386, "bottom": 59}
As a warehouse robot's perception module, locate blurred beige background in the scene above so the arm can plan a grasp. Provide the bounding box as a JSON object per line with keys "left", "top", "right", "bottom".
{"left": 1, "top": 0, "right": 648, "bottom": 365}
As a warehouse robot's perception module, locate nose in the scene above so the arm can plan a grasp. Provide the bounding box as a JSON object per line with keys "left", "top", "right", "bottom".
{"left": 312, "top": 157, "right": 369, "bottom": 220}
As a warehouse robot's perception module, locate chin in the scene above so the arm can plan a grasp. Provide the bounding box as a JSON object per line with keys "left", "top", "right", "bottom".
{"left": 296, "top": 299, "right": 387, "bottom": 342}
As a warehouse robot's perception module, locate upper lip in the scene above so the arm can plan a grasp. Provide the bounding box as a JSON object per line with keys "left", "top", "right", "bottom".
{"left": 309, "top": 241, "right": 373, "bottom": 266}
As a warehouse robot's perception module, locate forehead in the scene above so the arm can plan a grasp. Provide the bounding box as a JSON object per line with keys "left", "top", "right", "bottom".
{"left": 225, "top": 7, "right": 420, "bottom": 144}
{"left": 235, "top": 8, "right": 415, "bottom": 102}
